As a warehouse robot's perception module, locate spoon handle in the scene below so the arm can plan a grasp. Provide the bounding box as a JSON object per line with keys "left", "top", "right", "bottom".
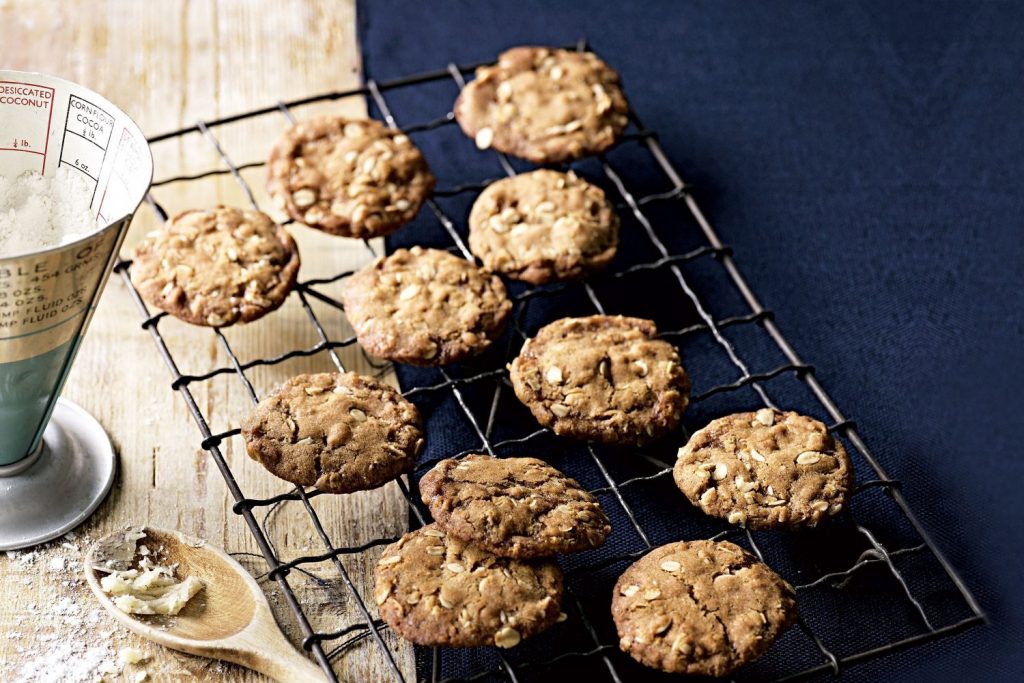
{"left": 238, "top": 616, "right": 329, "bottom": 682}
{"left": 249, "top": 646, "right": 329, "bottom": 683}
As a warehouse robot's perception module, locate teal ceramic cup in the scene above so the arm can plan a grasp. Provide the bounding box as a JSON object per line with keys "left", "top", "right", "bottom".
{"left": 0, "top": 71, "right": 152, "bottom": 548}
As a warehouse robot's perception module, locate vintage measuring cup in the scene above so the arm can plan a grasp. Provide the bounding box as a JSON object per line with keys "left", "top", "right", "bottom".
{"left": 0, "top": 71, "right": 153, "bottom": 550}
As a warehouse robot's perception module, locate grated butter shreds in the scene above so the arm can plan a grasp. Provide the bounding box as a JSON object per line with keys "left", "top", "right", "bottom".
{"left": 96, "top": 533, "right": 204, "bottom": 617}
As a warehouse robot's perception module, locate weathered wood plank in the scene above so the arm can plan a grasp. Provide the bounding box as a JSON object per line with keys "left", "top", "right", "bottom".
{"left": 0, "top": 2, "right": 413, "bottom": 680}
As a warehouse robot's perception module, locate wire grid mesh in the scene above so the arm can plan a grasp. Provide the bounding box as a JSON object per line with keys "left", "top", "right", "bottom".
{"left": 112, "top": 41, "right": 985, "bottom": 682}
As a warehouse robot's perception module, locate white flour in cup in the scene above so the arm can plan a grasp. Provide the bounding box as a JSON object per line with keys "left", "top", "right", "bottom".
{"left": 0, "top": 166, "right": 99, "bottom": 257}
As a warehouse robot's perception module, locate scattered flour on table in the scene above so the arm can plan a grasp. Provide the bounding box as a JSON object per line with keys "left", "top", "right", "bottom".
{"left": 1, "top": 531, "right": 155, "bottom": 683}
{"left": 3, "top": 531, "right": 234, "bottom": 682}
{"left": 0, "top": 166, "right": 99, "bottom": 257}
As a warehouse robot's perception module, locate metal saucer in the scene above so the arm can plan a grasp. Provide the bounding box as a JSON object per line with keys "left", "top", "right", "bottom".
{"left": 0, "top": 398, "right": 117, "bottom": 551}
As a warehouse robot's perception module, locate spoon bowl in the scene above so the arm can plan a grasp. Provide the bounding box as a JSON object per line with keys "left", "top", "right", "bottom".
{"left": 85, "top": 526, "right": 325, "bottom": 682}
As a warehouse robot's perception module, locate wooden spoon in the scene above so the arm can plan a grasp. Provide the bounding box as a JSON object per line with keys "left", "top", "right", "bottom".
{"left": 84, "top": 526, "right": 326, "bottom": 683}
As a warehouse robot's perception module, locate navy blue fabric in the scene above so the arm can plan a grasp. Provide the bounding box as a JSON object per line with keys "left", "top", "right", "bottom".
{"left": 358, "top": 2, "right": 1023, "bottom": 681}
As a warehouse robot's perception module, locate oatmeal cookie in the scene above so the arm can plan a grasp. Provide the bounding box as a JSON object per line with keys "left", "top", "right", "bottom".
{"left": 454, "top": 46, "right": 630, "bottom": 163}
{"left": 420, "top": 454, "right": 611, "bottom": 558}
{"left": 612, "top": 539, "right": 797, "bottom": 677}
{"left": 341, "top": 246, "right": 512, "bottom": 366}
{"left": 509, "top": 315, "right": 690, "bottom": 445}
{"left": 673, "top": 409, "right": 852, "bottom": 529}
{"left": 267, "top": 116, "right": 434, "bottom": 238}
{"left": 468, "top": 169, "right": 619, "bottom": 284}
{"left": 241, "top": 372, "right": 423, "bottom": 493}
{"left": 374, "top": 524, "right": 563, "bottom": 648}
{"left": 130, "top": 206, "right": 299, "bottom": 327}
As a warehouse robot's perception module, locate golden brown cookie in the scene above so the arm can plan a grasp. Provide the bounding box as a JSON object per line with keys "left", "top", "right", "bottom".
{"left": 612, "top": 540, "right": 797, "bottom": 677}
{"left": 266, "top": 116, "right": 434, "bottom": 238}
{"left": 673, "top": 410, "right": 852, "bottom": 529}
{"left": 340, "top": 246, "right": 513, "bottom": 366}
{"left": 419, "top": 454, "right": 611, "bottom": 559}
{"left": 373, "top": 524, "right": 563, "bottom": 648}
{"left": 454, "top": 46, "right": 630, "bottom": 163}
{"left": 130, "top": 206, "right": 299, "bottom": 327}
{"left": 509, "top": 315, "right": 690, "bottom": 445}
{"left": 468, "top": 169, "right": 619, "bottom": 284}
{"left": 240, "top": 372, "right": 423, "bottom": 494}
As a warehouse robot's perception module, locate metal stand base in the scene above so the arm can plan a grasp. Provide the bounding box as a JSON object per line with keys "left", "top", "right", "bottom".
{"left": 0, "top": 399, "right": 117, "bottom": 551}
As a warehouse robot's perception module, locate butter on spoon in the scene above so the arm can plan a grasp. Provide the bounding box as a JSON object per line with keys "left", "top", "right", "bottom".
{"left": 90, "top": 526, "right": 203, "bottom": 616}
{"left": 84, "top": 526, "right": 325, "bottom": 682}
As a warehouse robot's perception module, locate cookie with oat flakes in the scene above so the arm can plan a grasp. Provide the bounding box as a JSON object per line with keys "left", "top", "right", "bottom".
{"left": 673, "top": 409, "right": 852, "bottom": 529}
{"left": 130, "top": 206, "right": 299, "bottom": 328}
{"left": 612, "top": 539, "right": 797, "bottom": 677}
{"left": 509, "top": 315, "right": 690, "bottom": 445}
{"left": 454, "top": 46, "right": 630, "bottom": 163}
{"left": 374, "top": 524, "right": 563, "bottom": 648}
{"left": 241, "top": 372, "right": 423, "bottom": 494}
{"left": 266, "top": 116, "right": 434, "bottom": 238}
{"left": 468, "top": 169, "right": 619, "bottom": 284}
{"left": 419, "top": 454, "right": 611, "bottom": 559}
{"left": 340, "top": 246, "right": 512, "bottom": 366}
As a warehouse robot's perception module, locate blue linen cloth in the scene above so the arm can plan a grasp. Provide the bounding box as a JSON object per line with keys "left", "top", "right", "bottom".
{"left": 358, "top": 2, "right": 1023, "bottom": 680}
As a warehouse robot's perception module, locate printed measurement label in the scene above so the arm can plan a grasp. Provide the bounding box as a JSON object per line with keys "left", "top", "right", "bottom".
{"left": 0, "top": 225, "right": 120, "bottom": 362}
{"left": 0, "top": 80, "right": 56, "bottom": 174}
{"left": 59, "top": 95, "right": 114, "bottom": 195}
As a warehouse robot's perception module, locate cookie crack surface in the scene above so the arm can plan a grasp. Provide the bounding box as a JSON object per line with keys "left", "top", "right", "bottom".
{"left": 681, "top": 579, "right": 733, "bottom": 653}
{"left": 241, "top": 372, "right": 423, "bottom": 494}
{"left": 674, "top": 410, "right": 853, "bottom": 529}
{"left": 420, "top": 455, "right": 611, "bottom": 558}
{"left": 611, "top": 540, "right": 796, "bottom": 677}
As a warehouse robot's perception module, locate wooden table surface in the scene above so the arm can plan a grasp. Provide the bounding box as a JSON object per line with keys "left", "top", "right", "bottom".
{"left": 0, "top": 2, "right": 415, "bottom": 681}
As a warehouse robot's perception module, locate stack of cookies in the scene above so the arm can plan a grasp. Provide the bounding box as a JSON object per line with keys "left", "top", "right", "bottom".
{"left": 128, "top": 44, "right": 857, "bottom": 678}
{"left": 374, "top": 455, "right": 611, "bottom": 648}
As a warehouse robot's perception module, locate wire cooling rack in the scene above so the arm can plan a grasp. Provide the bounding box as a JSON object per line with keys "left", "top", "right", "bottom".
{"left": 113, "top": 41, "right": 985, "bottom": 682}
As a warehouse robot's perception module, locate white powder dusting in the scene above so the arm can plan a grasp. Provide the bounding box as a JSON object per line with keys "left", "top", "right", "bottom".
{"left": 1, "top": 531, "right": 153, "bottom": 683}
{"left": 2, "top": 531, "right": 237, "bottom": 682}
{"left": 0, "top": 166, "right": 99, "bottom": 257}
